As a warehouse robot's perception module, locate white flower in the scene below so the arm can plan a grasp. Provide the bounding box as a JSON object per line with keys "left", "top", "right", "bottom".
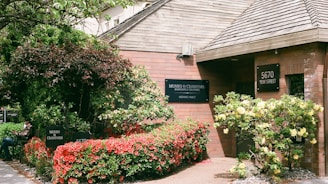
{"left": 236, "top": 107, "right": 246, "bottom": 114}
{"left": 223, "top": 128, "right": 229, "bottom": 134}
{"left": 262, "top": 123, "right": 270, "bottom": 128}
{"left": 257, "top": 101, "right": 266, "bottom": 109}
{"left": 300, "top": 103, "right": 306, "bottom": 109}
{"left": 215, "top": 114, "right": 226, "bottom": 121}
{"left": 241, "top": 100, "right": 250, "bottom": 105}
{"left": 290, "top": 129, "right": 297, "bottom": 137}
{"left": 293, "top": 154, "right": 299, "bottom": 160}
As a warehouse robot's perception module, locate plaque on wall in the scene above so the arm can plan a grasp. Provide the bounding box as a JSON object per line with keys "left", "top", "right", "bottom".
{"left": 257, "top": 64, "right": 280, "bottom": 92}
{"left": 165, "top": 79, "right": 209, "bottom": 102}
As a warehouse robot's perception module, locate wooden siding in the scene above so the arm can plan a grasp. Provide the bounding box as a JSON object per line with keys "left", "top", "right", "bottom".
{"left": 114, "top": 0, "right": 255, "bottom": 53}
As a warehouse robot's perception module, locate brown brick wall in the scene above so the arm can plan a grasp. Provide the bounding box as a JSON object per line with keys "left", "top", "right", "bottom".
{"left": 255, "top": 43, "right": 325, "bottom": 176}
{"left": 119, "top": 51, "right": 223, "bottom": 158}
{"left": 119, "top": 43, "right": 326, "bottom": 175}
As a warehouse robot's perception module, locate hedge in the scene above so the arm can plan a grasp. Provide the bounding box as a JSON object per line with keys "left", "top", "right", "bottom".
{"left": 52, "top": 120, "right": 210, "bottom": 184}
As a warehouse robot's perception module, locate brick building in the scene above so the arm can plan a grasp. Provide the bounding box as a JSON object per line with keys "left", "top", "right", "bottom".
{"left": 100, "top": 0, "right": 328, "bottom": 176}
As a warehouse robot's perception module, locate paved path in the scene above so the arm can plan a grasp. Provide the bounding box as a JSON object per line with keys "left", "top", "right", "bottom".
{"left": 0, "top": 160, "right": 35, "bottom": 184}
{"left": 2, "top": 157, "right": 328, "bottom": 184}
{"left": 135, "top": 157, "right": 240, "bottom": 184}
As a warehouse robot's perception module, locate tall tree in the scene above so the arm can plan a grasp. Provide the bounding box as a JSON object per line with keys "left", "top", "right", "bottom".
{"left": 0, "top": 0, "right": 135, "bottom": 63}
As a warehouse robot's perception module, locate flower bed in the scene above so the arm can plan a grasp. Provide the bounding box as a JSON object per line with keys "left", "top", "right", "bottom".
{"left": 52, "top": 120, "right": 209, "bottom": 184}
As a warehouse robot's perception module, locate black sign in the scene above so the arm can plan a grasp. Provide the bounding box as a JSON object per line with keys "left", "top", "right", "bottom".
{"left": 6, "top": 111, "right": 18, "bottom": 122}
{"left": 257, "top": 64, "right": 280, "bottom": 92}
{"left": 72, "top": 132, "right": 90, "bottom": 142}
{"left": 165, "top": 79, "right": 209, "bottom": 102}
{"left": 46, "top": 126, "right": 65, "bottom": 149}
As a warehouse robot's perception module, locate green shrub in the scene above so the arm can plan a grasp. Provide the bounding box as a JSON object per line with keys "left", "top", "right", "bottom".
{"left": 52, "top": 120, "right": 209, "bottom": 183}
{"left": 213, "top": 92, "right": 322, "bottom": 180}
{"left": 0, "top": 122, "right": 23, "bottom": 141}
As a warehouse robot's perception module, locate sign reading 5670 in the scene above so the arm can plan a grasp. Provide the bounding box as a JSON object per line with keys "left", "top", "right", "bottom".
{"left": 257, "top": 64, "right": 280, "bottom": 92}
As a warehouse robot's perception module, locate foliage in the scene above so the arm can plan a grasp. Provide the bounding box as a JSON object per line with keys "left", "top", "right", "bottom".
{"left": 213, "top": 92, "right": 323, "bottom": 180}
{"left": 0, "top": 34, "right": 131, "bottom": 132}
{"left": 52, "top": 120, "right": 209, "bottom": 184}
{"left": 24, "top": 137, "right": 53, "bottom": 180}
{"left": 97, "top": 65, "right": 175, "bottom": 135}
{"left": 0, "top": 122, "right": 24, "bottom": 141}
{"left": 1, "top": 26, "right": 174, "bottom": 138}
{"left": 0, "top": 0, "right": 135, "bottom": 63}
{"left": 230, "top": 161, "right": 248, "bottom": 178}
{"left": 30, "top": 103, "right": 90, "bottom": 139}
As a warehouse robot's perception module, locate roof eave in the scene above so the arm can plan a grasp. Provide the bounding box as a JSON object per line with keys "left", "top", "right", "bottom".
{"left": 196, "top": 28, "right": 328, "bottom": 62}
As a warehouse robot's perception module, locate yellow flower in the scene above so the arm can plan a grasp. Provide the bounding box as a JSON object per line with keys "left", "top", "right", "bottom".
{"left": 223, "top": 128, "right": 229, "bottom": 134}
{"left": 293, "top": 154, "right": 299, "bottom": 160}
{"left": 310, "top": 138, "right": 317, "bottom": 144}
{"left": 273, "top": 157, "right": 280, "bottom": 163}
{"left": 308, "top": 110, "right": 314, "bottom": 116}
{"left": 274, "top": 169, "right": 281, "bottom": 175}
{"left": 219, "top": 114, "right": 226, "bottom": 121}
{"left": 236, "top": 107, "right": 246, "bottom": 114}
{"left": 262, "top": 147, "right": 269, "bottom": 153}
{"left": 297, "top": 127, "right": 307, "bottom": 137}
{"left": 300, "top": 103, "right": 306, "bottom": 109}
{"left": 238, "top": 163, "right": 246, "bottom": 169}
{"left": 290, "top": 129, "right": 297, "bottom": 137}
{"left": 314, "top": 104, "right": 321, "bottom": 111}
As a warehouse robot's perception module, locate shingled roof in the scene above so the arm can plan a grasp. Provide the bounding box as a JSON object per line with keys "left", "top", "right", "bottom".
{"left": 98, "top": 0, "right": 171, "bottom": 42}
{"left": 196, "top": 0, "right": 328, "bottom": 62}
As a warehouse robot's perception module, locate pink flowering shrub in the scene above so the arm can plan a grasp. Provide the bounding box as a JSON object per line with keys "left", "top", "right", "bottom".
{"left": 24, "top": 137, "right": 53, "bottom": 179}
{"left": 24, "top": 137, "right": 52, "bottom": 166}
{"left": 52, "top": 120, "right": 209, "bottom": 184}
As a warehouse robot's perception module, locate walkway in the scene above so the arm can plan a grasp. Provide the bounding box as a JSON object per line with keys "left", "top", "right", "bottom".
{"left": 0, "top": 160, "right": 35, "bottom": 184}
{"left": 2, "top": 157, "right": 328, "bottom": 184}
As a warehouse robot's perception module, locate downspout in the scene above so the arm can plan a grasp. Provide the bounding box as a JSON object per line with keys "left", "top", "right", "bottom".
{"left": 324, "top": 45, "right": 328, "bottom": 176}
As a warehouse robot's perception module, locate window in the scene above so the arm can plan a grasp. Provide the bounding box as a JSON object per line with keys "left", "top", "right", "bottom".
{"left": 286, "top": 74, "right": 304, "bottom": 98}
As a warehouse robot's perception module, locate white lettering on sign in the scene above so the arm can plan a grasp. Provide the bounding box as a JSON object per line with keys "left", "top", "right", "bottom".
{"left": 49, "top": 130, "right": 61, "bottom": 134}
{"left": 179, "top": 95, "right": 196, "bottom": 99}
{"left": 261, "top": 71, "right": 275, "bottom": 79}
{"left": 259, "top": 78, "right": 276, "bottom": 84}
{"left": 47, "top": 136, "right": 64, "bottom": 140}
{"left": 170, "top": 84, "right": 205, "bottom": 92}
